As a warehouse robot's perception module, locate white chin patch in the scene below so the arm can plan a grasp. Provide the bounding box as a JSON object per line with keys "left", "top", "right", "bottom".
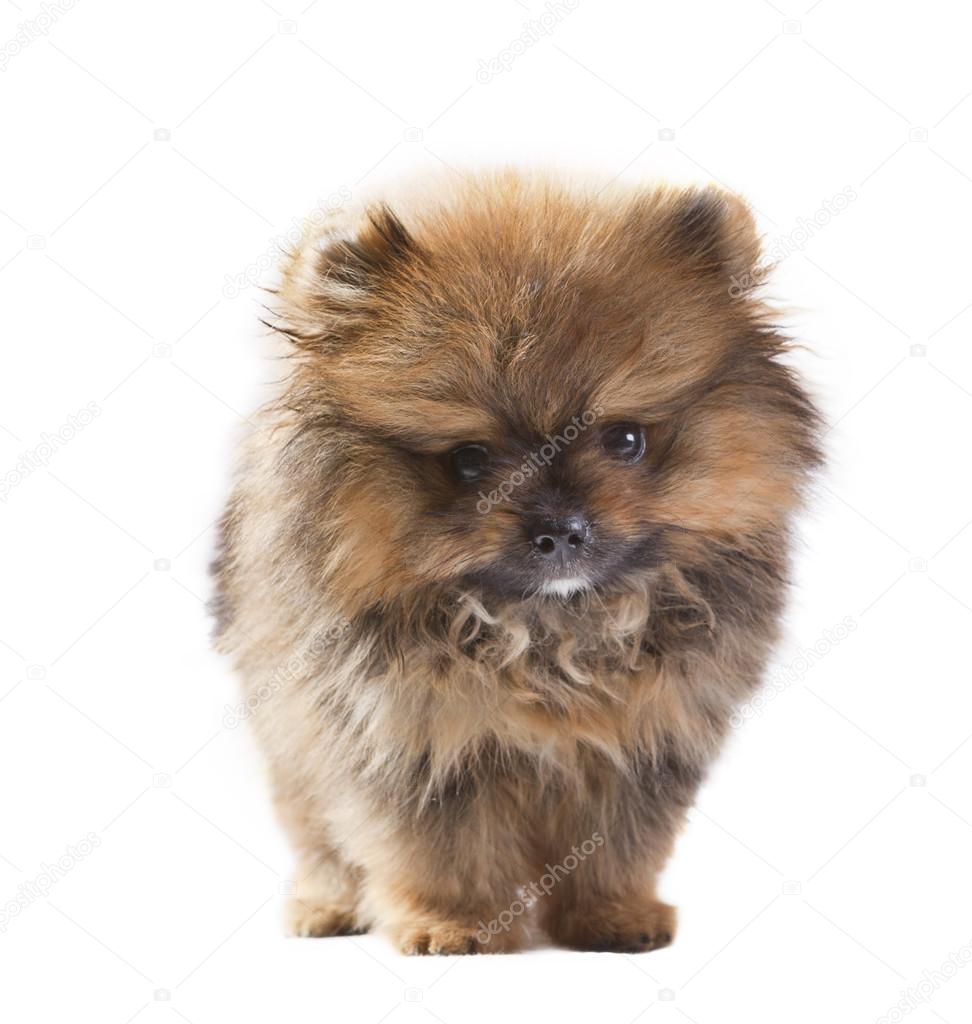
{"left": 541, "top": 577, "right": 589, "bottom": 598}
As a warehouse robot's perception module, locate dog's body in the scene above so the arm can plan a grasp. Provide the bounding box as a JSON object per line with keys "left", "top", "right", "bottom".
{"left": 213, "top": 172, "right": 820, "bottom": 954}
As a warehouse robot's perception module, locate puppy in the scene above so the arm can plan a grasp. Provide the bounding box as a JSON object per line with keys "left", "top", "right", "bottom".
{"left": 212, "top": 171, "right": 821, "bottom": 954}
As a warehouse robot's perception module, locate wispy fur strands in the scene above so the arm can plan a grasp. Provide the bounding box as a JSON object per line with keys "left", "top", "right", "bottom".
{"left": 213, "top": 170, "right": 821, "bottom": 954}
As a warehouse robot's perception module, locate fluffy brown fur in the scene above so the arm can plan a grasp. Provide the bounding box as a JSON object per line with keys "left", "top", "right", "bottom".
{"left": 212, "top": 171, "right": 821, "bottom": 955}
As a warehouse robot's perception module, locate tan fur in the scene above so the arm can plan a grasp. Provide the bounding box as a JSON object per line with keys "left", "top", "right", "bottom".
{"left": 213, "top": 170, "right": 821, "bottom": 954}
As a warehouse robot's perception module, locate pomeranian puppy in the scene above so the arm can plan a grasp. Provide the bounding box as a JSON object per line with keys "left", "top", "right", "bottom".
{"left": 212, "top": 171, "right": 820, "bottom": 955}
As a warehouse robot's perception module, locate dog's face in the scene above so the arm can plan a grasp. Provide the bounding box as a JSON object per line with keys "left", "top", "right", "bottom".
{"left": 274, "top": 175, "right": 819, "bottom": 613}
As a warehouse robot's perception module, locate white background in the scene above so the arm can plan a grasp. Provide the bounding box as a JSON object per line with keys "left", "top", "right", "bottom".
{"left": 2, "top": 1, "right": 971, "bottom": 1022}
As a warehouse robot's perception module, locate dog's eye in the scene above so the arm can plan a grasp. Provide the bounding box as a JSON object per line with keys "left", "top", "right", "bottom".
{"left": 449, "top": 444, "right": 490, "bottom": 482}
{"left": 601, "top": 422, "right": 646, "bottom": 462}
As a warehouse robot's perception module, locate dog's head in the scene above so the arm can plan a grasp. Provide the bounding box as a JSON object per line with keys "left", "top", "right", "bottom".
{"left": 270, "top": 173, "right": 819, "bottom": 617}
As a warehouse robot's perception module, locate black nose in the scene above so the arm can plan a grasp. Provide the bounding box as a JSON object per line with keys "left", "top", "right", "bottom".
{"left": 530, "top": 516, "right": 590, "bottom": 562}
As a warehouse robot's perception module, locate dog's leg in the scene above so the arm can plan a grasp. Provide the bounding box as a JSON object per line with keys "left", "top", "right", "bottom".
{"left": 540, "top": 753, "right": 700, "bottom": 953}
{"left": 349, "top": 783, "right": 536, "bottom": 955}
{"left": 285, "top": 844, "right": 366, "bottom": 938}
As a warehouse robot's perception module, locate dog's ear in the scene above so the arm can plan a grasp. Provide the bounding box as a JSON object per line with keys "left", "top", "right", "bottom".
{"left": 316, "top": 204, "right": 417, "bottom": 289}
{"left": 668, "top": 186, "right": 761, "bottom": 286}
{"left": 273, "top": 204, "right": 422, "bottom": 351}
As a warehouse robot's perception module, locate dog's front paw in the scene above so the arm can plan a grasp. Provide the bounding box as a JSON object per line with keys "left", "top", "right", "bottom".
{"left": 393, "top": 917, "right": 519, "bottom": 955}
{"left": 549, "top": 898, "right": 676, "bottom": 953}
{"left": 286, "top": 898, "right": 363, "bottom": 938}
